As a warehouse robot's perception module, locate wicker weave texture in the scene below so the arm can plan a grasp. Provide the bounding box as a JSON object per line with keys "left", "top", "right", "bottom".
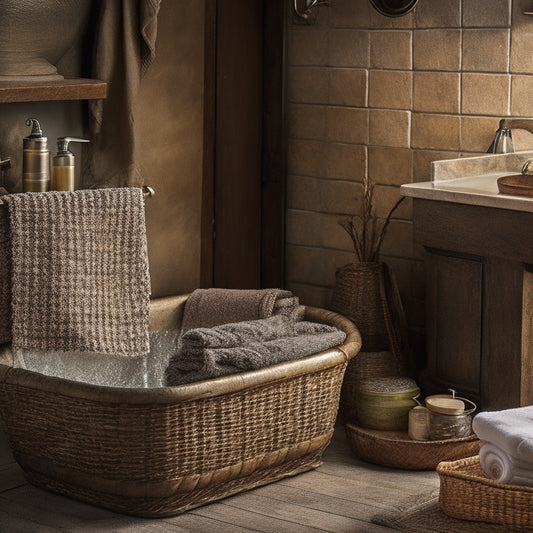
{"left": 0, "top": 363, "right": 345, "bottom": 516}
{"left": 331, "top": 262, "right": 388, "bottom": 352}
{"left": 345, "top": 422, "right": 480, "bottom": 470}
{"left": 438, "top": 456, "right": 533, "bottom": 530}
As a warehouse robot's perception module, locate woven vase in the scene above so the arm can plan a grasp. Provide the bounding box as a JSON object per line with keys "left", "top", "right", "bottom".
{"left": 331, "top": 262, "right": 389, "bottom": 352}
{"left": 331, "top": 261, "right": 411, "bottom": 423}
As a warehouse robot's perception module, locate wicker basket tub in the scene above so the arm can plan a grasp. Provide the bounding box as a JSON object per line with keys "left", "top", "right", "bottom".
{"left": 0, "top": 295, "right": 361, "bottom": 517}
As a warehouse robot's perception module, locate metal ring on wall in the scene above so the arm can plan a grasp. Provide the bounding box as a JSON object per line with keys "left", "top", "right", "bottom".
{"left": 369, "top": 0, "right": 419, "bottom": 17}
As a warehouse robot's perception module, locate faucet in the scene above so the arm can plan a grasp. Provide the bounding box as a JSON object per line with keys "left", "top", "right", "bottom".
{"left": 488, "top": 118, "right": 533, "bottom": 153}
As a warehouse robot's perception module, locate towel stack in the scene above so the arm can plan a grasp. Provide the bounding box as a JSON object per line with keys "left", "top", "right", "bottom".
{"left": 165, "top": 288, "right": 346, "bottom": 386}
{"left": 473, "top": 406, "right": 533, "bottom": 486}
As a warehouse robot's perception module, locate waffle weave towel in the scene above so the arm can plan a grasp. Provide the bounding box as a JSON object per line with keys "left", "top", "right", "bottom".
{"left": 0, "top": 204, "right": 11, "bottom": 343}
{"left": 3, "top": 188, "right": 150, "bottom": 356}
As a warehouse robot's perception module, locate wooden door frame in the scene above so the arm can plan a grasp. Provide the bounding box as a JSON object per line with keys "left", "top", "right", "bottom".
{"left": 201, "top": 0, "right": 287, "bottom": 289}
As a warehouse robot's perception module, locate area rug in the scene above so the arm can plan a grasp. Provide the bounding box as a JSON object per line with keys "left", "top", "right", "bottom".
{"left": 372, "top": 489, "right": 519, "bottom": 532}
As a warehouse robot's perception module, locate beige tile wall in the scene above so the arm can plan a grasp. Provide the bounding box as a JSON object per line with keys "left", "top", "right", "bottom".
{"left": 285, "top": 0, "right": 533, "bottom": 352}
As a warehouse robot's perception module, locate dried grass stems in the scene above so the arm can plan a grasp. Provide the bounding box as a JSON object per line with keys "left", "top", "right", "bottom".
{"left": 340, "top": 176, "right": 405, "bottom": 263}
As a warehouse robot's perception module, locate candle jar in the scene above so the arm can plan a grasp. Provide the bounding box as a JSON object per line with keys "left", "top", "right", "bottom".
{"left": 424, "top": 392, "right": 476, "bottom": 441}
{"left": 408, "top": 405, "right": 430, "bottom": 440}
{"left": 356, "top": 376, "right": 420, "bottom": 431}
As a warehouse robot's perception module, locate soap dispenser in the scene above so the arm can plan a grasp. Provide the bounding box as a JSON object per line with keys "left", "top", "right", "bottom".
{"left": 23, "top": 118, "right": 50, "bottom": 192}
{"left": 51, "top": 137, "right": 90, "bottom": 192}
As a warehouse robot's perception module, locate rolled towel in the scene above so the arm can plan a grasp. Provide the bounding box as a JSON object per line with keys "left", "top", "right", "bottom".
{"left": 473, "top": 406, "right": 533, "bottom": 465}
{"left": 479, "top": 442, "right": 533, "bottom": 486}
{"left": 181, "top": 288, "right": 303, "bottom": 333}
{"left": 165, "top": 321, "right": 346, "bottom": 386}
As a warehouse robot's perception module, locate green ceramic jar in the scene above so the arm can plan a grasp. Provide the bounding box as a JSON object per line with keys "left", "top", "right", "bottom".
{"left": 356, "top": 376, "right": 420, "bottom": 431}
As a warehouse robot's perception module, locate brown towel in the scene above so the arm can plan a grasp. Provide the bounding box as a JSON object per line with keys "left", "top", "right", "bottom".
{"left": 0, "top": 203, "right": 11, "bottom": 343}
{"left": 4, "top": 188, "right": 150, "bottom": 356}
{"left": 181, "top": 288, "right": 303, "bottom": 333}
{"left": 85, "top": 0, "right": 162, "bottom": 188}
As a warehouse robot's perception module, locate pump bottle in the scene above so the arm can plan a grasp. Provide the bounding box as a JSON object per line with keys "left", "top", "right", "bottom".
{"left": 23, "top": 118, "right": 50, "bottom": 192}
{"left": 51, "top": 137, "right": 90, "bottom": 192}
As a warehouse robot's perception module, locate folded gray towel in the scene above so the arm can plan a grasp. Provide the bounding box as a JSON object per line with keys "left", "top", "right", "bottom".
{"left": 165, "top": 320, "right": 346, "bottom": 386}
{"left": 175, "top": 315, "right": 301, "bottom": 372}
{"left": 181, "top": 288, "right": 303, "bottom": 333}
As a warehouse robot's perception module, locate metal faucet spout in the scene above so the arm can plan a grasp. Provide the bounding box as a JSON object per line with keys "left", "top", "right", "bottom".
{"left": 488, "top": 118, "right": 533, "bottom": 153}
{"left": 498, "top": 118, "right": 533, "bottom": 134}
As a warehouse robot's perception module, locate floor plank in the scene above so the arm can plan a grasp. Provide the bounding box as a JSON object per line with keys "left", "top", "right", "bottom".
{"left": 0, "top": 427, "right": 441, "bottom": 532}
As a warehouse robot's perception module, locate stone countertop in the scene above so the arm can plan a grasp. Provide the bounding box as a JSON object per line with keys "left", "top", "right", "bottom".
{"left": 401, "top": 151, "right": 533, "bottom": 213}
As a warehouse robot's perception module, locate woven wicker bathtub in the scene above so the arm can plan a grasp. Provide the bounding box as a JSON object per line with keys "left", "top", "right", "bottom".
{"left": 0, "top": 295, "right": 361, "bottom": 517}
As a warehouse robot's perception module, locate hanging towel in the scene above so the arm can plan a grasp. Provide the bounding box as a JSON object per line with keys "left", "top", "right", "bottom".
{"left": 165, "top": 319, "right": 346, "bottom": 386}
{"left": 85, "top": 0, "right": 162, "bottom": 188}
{"left": 181, "top": 288, "right": 304, "bottom": 333}
{"left": 0, "top": 203, "right": 11, "bottom": 343}
{"left": 3, "top": 188, "right": 150, "bottom": 356}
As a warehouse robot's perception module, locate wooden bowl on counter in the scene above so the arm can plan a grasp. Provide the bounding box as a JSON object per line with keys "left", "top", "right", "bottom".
{"left": 497, "top": 174, "right": 533, "bottom": 198}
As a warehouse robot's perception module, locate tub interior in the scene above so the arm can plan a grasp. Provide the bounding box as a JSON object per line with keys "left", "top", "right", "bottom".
{"left": 11, "top": 329, "right": 180, "bottom": 388}
{"left": 3, "top": 295, "right": 188, "bottom": 389}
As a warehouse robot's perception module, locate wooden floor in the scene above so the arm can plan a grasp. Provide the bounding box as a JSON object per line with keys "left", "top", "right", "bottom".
{"left": 0, "top": 427, "right": 439, "bottom": 532}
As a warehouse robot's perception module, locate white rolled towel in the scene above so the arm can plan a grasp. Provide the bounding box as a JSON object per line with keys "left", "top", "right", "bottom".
{"left": 479, "top": 442, "right": 533, "bottom": 486}
{"left": 472, "top": 406, "right": 533, "bottom": 464}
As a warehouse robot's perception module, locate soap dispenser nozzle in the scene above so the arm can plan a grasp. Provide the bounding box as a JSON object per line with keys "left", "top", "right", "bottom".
{"left": 56, "top": 137, "right": 90, "bottom": 154}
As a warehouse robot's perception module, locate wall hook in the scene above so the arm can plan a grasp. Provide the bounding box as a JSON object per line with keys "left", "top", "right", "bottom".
{"left": 293, "top": 0, "right": 329, "bottom": 24}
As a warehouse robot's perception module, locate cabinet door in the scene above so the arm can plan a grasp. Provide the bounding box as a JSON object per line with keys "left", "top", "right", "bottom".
{"left": 426, "top": 251, "right": 482, "bottom": 396}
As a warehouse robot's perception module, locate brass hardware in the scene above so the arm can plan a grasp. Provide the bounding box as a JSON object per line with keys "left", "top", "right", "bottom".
{"left": 522, "top": 160, "right": 533, "bottom": 175}
{"left": 293, "top": 0, "right": 329, "bottom": 23}
{"left": 142, "top": 185, "right": 155, "bottom": 198}
{"left": 369, "top": 0, "right": 419, "bottom": 17}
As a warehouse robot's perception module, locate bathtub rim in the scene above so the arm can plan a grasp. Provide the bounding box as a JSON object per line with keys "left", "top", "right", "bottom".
{"left": 0, "top": 297, "right": 361, "bottom": 405}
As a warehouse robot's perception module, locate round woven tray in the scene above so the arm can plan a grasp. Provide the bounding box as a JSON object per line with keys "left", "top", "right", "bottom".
{"left": 345, "top": 421, "right": 480, "bottom": 470}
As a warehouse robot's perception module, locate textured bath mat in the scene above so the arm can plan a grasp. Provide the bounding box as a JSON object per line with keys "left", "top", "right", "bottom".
{"left": 372, "top": 489, "right": 519, "bottom": 532}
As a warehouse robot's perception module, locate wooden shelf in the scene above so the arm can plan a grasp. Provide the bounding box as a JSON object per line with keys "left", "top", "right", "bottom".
{"left": 0, "top": 78, "right": 107, "bottom": 103}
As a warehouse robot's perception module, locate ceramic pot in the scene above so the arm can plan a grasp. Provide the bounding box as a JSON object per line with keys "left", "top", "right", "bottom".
{"left": 0, "top": 0, "right": 92, "bottom": 81}
{"left": 356, "top": 376, "right": 420, "bottom": 431}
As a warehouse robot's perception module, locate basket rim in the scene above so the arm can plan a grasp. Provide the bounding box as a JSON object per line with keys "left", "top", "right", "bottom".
{"left": 345, "top": 421, "right": 478, "bottom": 446}
{"left": 0, "top": 303, "right": 362, "bottom": 405}
{"left": 437, "top": 455, "right": 533, "bottom": 494}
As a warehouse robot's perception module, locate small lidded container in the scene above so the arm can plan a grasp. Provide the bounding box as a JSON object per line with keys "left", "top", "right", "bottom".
{"left": 425, "top": 389, "right": 476, "bottom": 440}
{"left": 356, "top": 376, "right": 420, "bottom": 431}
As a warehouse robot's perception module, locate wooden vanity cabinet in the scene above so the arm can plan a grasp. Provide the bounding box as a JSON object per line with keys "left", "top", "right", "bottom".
{"left": 413, "top": 198, "right": 533, "bottom": 410}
